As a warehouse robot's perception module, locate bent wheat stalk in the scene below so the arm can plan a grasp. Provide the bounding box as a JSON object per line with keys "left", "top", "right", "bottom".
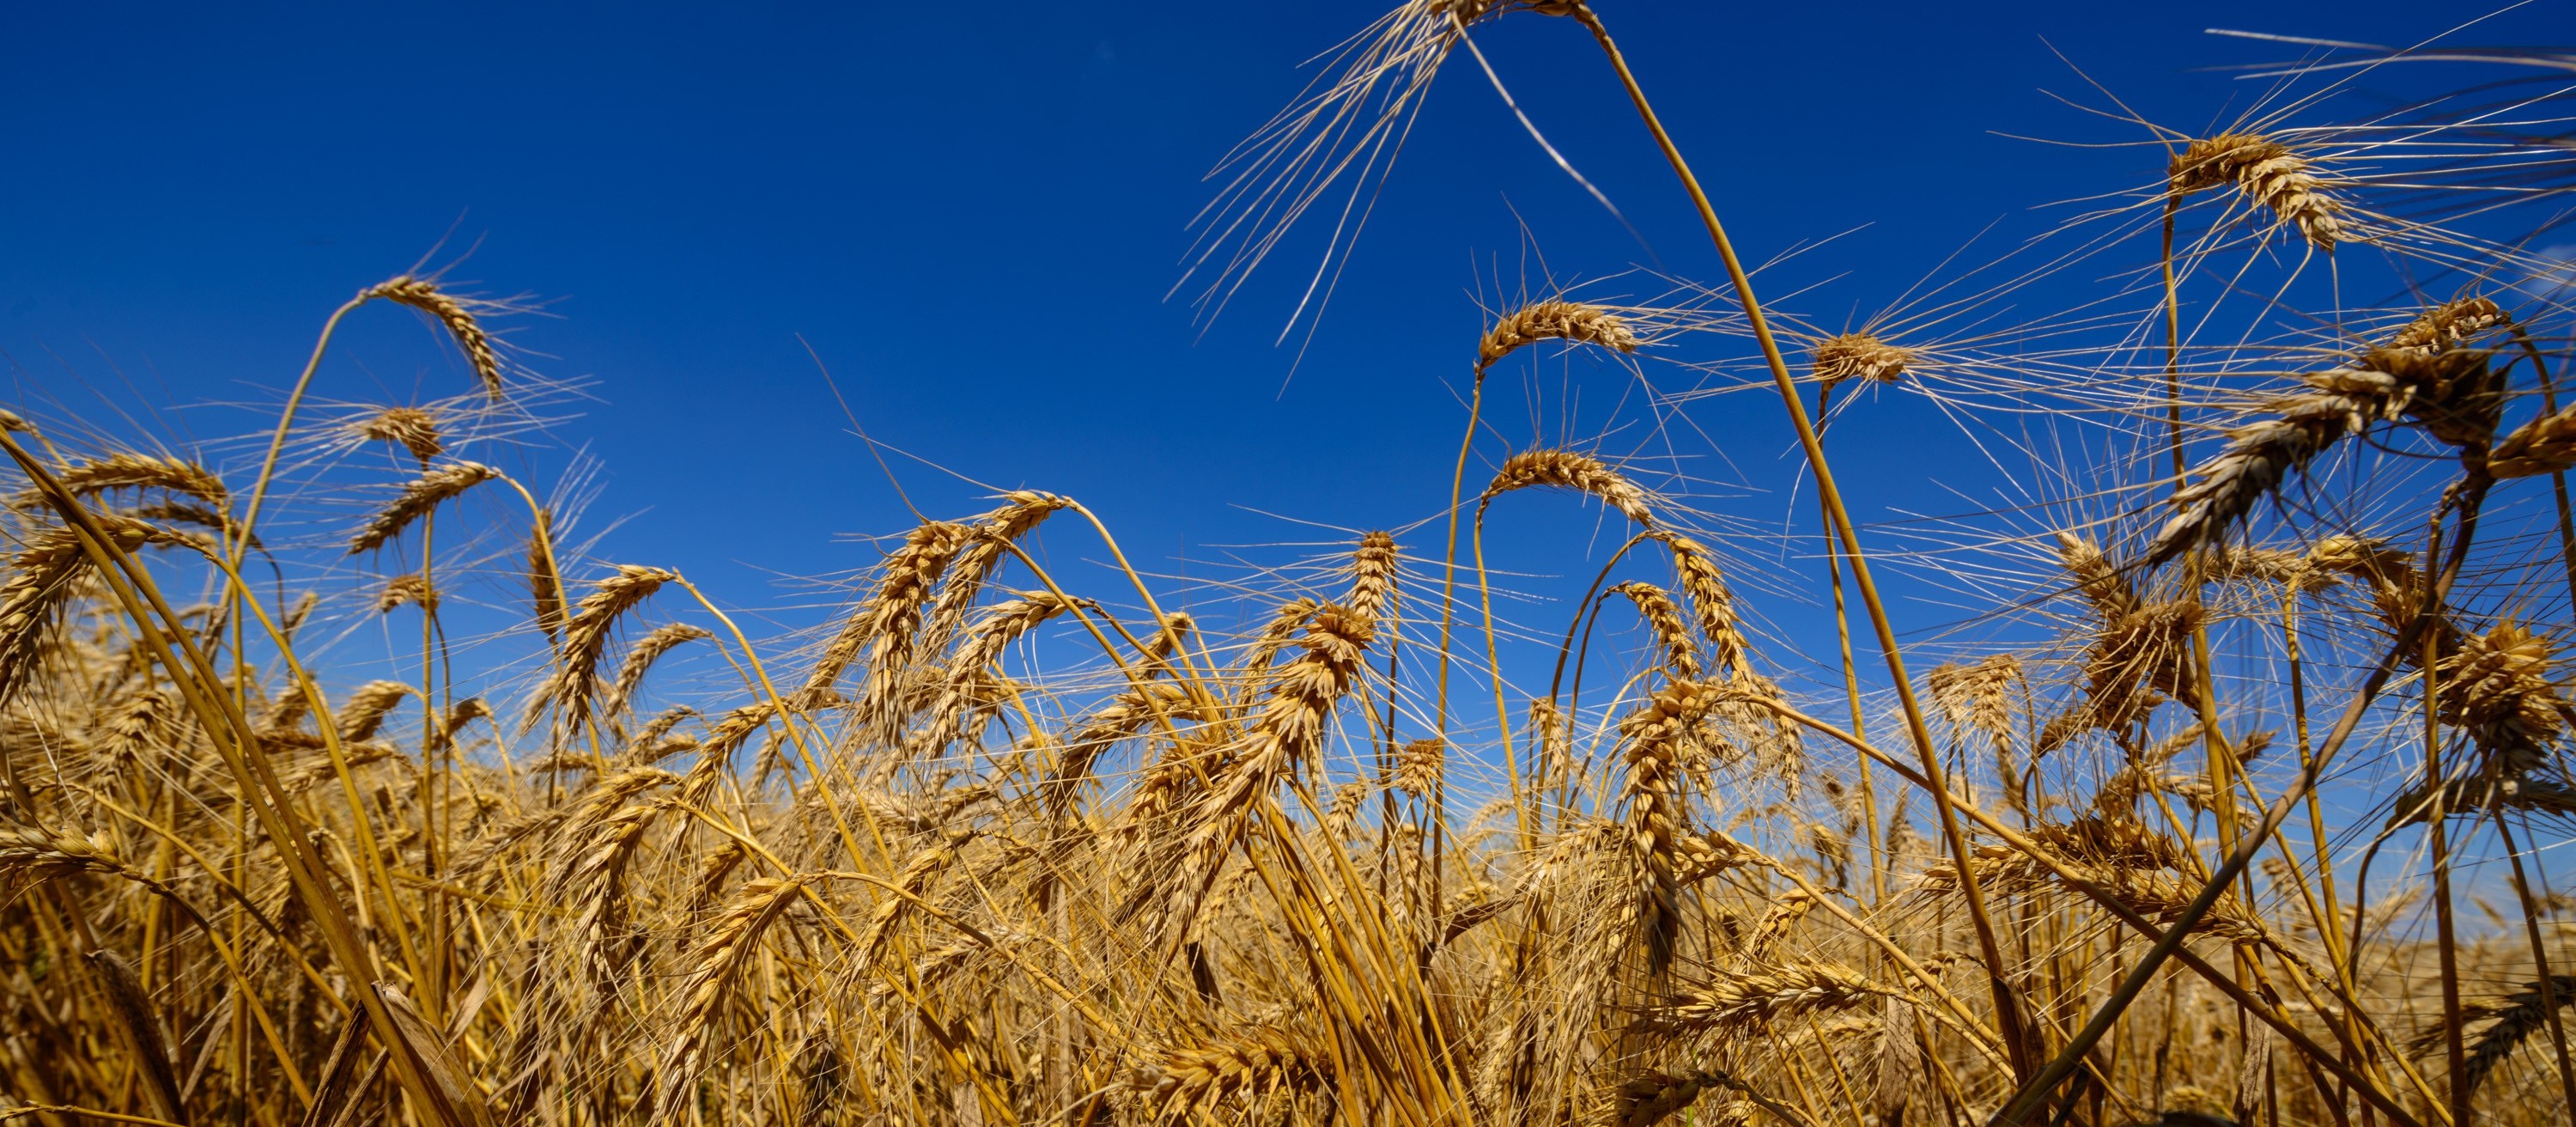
{"left": 1565, "top": 2, "right": 2026, "bottom": 1076}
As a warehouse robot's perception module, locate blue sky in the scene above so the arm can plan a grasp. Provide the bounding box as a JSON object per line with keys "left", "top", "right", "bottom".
{"left": 1, "top": 1, "right": 2553, "bottom": 644}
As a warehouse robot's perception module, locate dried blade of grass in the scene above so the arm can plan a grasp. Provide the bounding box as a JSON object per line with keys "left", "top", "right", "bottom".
{"left": 297, "top": 1015, "right": 370, "bottom": 1127}
{"left": 368, "top": 982, "right": 493, "bottom": 1127}
{"left": 84, "top": 950, "right": 185, "bottom": 1126}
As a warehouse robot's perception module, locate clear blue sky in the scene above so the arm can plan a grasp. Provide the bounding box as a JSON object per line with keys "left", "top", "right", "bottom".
{"left": 2, "top": 2, "right": 2547, "bottom": 640}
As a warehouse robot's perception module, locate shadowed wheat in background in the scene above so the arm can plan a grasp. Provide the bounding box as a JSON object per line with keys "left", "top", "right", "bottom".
{"left": 4, "top": 3, "right": 2576, "bottom": 1126}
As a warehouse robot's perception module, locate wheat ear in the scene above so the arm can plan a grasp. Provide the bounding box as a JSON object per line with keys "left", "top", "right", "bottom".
{"left": 654, "top": 876, "right": 807, "bottom": 1122}
{"left": 1483, "top": 448, "right": 1656, "bottom": 527}
{"left": 1810, "top": 332, "right": 1913, "bottom": 390}
{"left": 1476, "top": 299, "right": 1638, "bottom": 375}
{"left": 352, "top": 406, "right": 445, "bottom": 461}
{"left": 361, "top": 276, "right": 506, "bottom": 399}
{"left": 347, "top": 461, "right": 500, "bottom": 554}
{"left": 2168, "top": 131, "right": 2346, "bottom": 249}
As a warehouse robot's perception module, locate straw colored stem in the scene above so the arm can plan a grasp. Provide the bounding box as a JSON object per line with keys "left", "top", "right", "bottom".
{"left": 1569, "top": 3, "right": 2022, "bottom": 1072}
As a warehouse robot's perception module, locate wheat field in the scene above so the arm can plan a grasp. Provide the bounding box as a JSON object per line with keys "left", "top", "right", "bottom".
{"left": 4, "top": 4, "right": 2576, "bottom": 1126}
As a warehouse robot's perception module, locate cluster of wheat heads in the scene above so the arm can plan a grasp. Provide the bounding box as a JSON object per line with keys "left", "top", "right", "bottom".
{"left": 7, "top": 5, "right": 2576, "bottom": 1127}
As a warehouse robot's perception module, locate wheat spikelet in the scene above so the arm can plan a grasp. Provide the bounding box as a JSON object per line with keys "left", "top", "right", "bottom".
{"left": 21, "top": 453, "right": 228, "bottom": 509}
{"left": 920, "top": 491, "right": 1071, "bottom": 655}
{"left": 1810, "top": 332, "right": 1914, "bottom": 390}
{"left": 1390, "top": 736, "right": 1445, "bottom": 800}
{"left": 528, "top": 565, "right": 677, "bottom": 746}
{"left": 680, "top": 703, "right": 772, "bottom": 803}
{"left": 1038, "top": 679, "right": 1194, "bottom": 818}
{"left": 1605, "top": 1068, "right": 1726, "bottom": 1127}
{"left": 653, "top": 875, "right": 806, "bottom": 1122}
{"left": 684, "top": 841, "right": 745, "bottom": 919}
{"left": 2493, "top": 408, "right": 2576, "bottom": 479}
{"left": 618, "top": 704, "right": 698, "bottom": 765}
{"left": 376, "top": 573, "right": 439, "bottom": 614}
{"left": 553, "top": 799, "right": 665, "bottom": 1002}
{"left": 361, "top": 276, "right": 506, "bottom": 400}
{"left": 1647, "top": 531, "right": 1754, "bottom": 683}
{"left": 2204, "top": 544, "right": 2313, "bottom": 588}
{"left": 527, "top": 507, "right": 565, "bottom": 643}
{"left": 102, "top": 687, "right": 165, "bottom": 759}
{"left": 1529, "top": 696, "right": 1574, "bottom": 789}
{"left": 2143, "top": 344, "right": 2500, "bottom": 566}
{"left": 83, "top": 949, "right": 186, "bottom": 1124}
{"left": 1476, "top": 299, "right": 1637, "bottom": 375}
{"left": 914, "top": 590, "right": 1078, "bottom": 759}
{"left": 1131, "top": 1027, "right": 1332, "bottom": 1118}
{"left": 0, "top": 527, "right": 106, "bottom": 706}
{"left": 1167, "top": 605, "right": 1373, "bottom": 923}
{"left": 1617, "top": 677, "right": 1720, "bottom": 971}
{"left": 2436, "top": 621, "right": 2564, "bottom": 778}
{"left": 605, "top": 623, "right": 713, "bottom": 722}
{"left": 2142, "top": 388, "right": 2374, "bottom": 566}
{"left": 1484, "top": 448, "right": 1656, "bottom": 527}
{"left": 857, "top": 831, "right": 966, "bottom": 966}
{"left": 347, "top": 461, "right": 499, "bottom": 554}
{"left": 2391, "top": 295, "right": 2512, "bottom": 354}
{"left": 2417, "top": 974, "right": 2576, "bottom": 1100}
{"left": 337, "top": 679, "right": 416, "bottom": 742}
{"left": 1609, "top": 581, "right": 1702, "bottom": 679}
{"left": 794, "top": 521, "right": 969, "bottom": 713}
{"left": 2168, "top": 131, "right": 2345, "bottom": 248}
{"left": 0, "top": 517, "right": 173, "bottom": 706}
{"left": 0, "top": 814, "right": 132, "bottom": 885}
{"left": 1739, "top": 887, "right": 1814, "bottom": 961}
{"left": 352, "top": 406, "right": 445, "bottom": 461}
{"left": 1241, "top": 596, "right": 1321, "bottom": 681}
{"left": 1346, "top": 530, "right": 1400, "bottom": 624}
{"left": 1644, "top": 961, "right": 1886, "bottom": 1034}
